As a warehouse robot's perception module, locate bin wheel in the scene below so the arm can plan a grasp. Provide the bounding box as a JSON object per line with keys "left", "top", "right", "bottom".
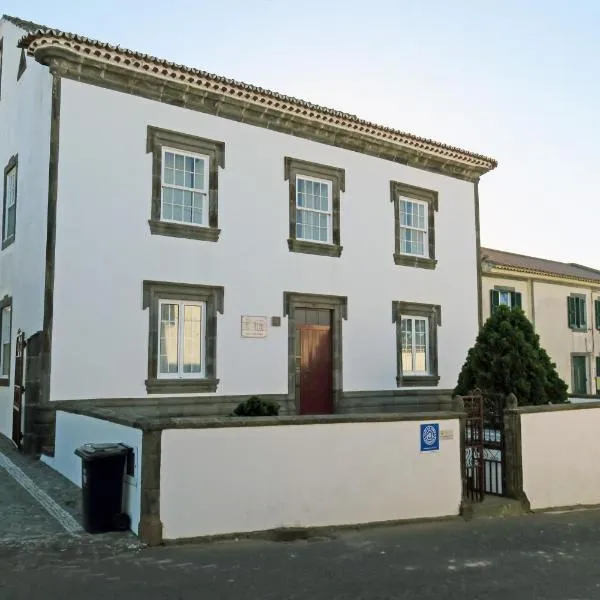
{"left": 112, "top": 512, "right": 131, "bottom": 532}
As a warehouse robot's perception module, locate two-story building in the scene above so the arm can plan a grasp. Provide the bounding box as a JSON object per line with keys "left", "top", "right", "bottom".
{"left": 0, "top": 14, "right": 496, "bottom": 455}
{"left": 481, "top": 247, "right": 600, "bottom": 396}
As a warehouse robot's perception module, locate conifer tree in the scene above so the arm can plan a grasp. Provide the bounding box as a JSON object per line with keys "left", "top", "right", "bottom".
{"left": 455, "top": 305, "right": 568, "bottom": 405}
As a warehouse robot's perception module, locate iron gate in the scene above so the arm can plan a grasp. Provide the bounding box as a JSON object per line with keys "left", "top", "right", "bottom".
{"left": 462, "top": 390, "right": 506, "bottom": 501}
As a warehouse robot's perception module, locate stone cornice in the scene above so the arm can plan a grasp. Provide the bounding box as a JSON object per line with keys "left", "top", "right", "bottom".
{"left": 21, "top": 34, "right": 497, "bottom": 182}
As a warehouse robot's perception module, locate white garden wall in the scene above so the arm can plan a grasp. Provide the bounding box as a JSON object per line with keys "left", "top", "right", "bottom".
{"left": 42, "top": 411, "right": 143, "bottom": 533}
{"left": 160, "top": 419, "right": 462, "bottom": 540}
{"left": 521, "top": 407, "right": 600, "bottom": 510}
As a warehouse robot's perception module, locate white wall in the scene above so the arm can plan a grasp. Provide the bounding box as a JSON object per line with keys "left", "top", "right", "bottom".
{"left": 0, "top": 20, "right": 52, "bottom": 437}
{"left": 51, "top": 79, "right": 480, "bottom": 401}
{"left": 160, "top": 419, "right": 461, "bottom": 539}
{"left": 521, "top": 407, "right": 600, "bottom": 510}
{"left": 42, "top": 410, "right": 143, "bottom": 533}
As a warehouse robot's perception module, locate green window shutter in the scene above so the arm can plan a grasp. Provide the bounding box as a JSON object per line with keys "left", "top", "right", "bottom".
{"left": 490, "top": 290, "right": 500, "bottom": 314}
{"left": 595, "top": 300, "right": 600, "bottom": 330}
{"left": 580, "top": 298, "right": 587, "bottom": 328}
{"left": 567, "top": 296, "right": 576, "bottom": 328}
{"left": 513, "top": 292, "right": 522, "bottom": 310}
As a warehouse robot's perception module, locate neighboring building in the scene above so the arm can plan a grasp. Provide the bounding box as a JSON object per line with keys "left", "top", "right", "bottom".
{"left": 0, "top": 14, "right": 497, "bottom": 452}
{"left": 481, "top": 248, "right": 600, "bottom": 396}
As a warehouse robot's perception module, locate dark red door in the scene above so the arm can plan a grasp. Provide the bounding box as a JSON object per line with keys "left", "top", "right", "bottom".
{"left": 296, "top": 309, "right": 333, "bottom": 415}
{"left": 12, "top": 330, "right": 25, "bottom": 448}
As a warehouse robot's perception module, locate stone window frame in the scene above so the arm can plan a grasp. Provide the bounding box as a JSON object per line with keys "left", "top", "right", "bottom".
{"left": 17, "top": 49, "right": 26, "bottom": 81}
{"left": 390, "top": 181, "right": 438, "bottom": 270}
{"left": 283, "top": 292, "right": 347, "bottom": 412}
{"left": 392, "top": 301, "right": 441, "bottom": 387}
{"left": 284, "top": 157, "right": 345, "bottom": 257}
{"left": 142, "top": 280, "right": 224, "bottom": 394}
{"left": 2, "top": 154, "right": 18, "bottom": 250}
{"left": 146, "top": 126, "right": 225, "bottom": 242}
{"left": 567, "top": 293, "right": 587, "bottom": 332}
{"left": 0, "top": 294, "right": 12, "bottom": 386}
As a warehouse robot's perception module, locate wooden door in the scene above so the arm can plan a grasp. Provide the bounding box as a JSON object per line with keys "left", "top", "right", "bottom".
{"left": 12, "top": 330, "right": 25, "bottom": 448}
{"left": 296, "top": 309, "right": 333, "bottom": 415}
{"left": 572, "top": 356, "right": 587, "bottom": 395}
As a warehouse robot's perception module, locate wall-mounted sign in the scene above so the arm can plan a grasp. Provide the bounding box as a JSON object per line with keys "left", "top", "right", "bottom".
{"left": 440, "top": 429, "right": 454, "bottom": 441}
{"left": 420, "top": 423, "right": 439, "bottom": 452}
{"left": 241, "top": 316, "right": 268, "bottom": 338}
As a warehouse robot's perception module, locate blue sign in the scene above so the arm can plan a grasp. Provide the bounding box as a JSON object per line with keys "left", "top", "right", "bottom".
{"left": 420, "top": 423, "right": 439, "bottom": 452}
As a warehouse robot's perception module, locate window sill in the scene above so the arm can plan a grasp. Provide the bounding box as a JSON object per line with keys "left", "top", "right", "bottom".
{"left": 569, "top": 327, "right": 588, "bottom": 332}
{"left": 148, "top": 220, "right": 221, "bottom": 242}
{"left": 396, "top": 375, "right": 440, "bottom": 387}
{"left": 393, "top": 253, "right": 437, "bottom": 270}
{"left": 145, "top": 377, "right": 219, "bottom": 394}
{"left": 288, "top": 238, "right": 342, "bottom": 257}
{"left": 1, "top": 236, "right": 15, "bottom": 250}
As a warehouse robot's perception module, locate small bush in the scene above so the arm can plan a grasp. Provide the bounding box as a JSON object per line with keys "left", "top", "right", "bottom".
{"left": 233, "top": 396, "right": 280, "bottom": 417}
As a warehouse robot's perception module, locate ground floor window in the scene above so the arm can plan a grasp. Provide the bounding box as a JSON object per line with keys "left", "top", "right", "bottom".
{"left": 393, "top": 301, "right": 441, "bottom": 387}
{"left": 143, "top": 281, "right": 223, "bottom": 393}
{"left": 0, "top": 299, "right": 11, "bottom": 381}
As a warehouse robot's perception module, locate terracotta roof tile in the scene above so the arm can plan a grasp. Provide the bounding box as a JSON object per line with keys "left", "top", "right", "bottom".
{"left": 481, "top": 247, "right": 600, "bottom": 283}
{"left": 15, "top": 20, "right": 497, "bottom": 172}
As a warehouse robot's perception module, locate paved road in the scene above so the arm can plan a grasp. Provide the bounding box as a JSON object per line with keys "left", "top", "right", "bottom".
{"left": 4, "top": 509, "right": 600, "bottom": 599}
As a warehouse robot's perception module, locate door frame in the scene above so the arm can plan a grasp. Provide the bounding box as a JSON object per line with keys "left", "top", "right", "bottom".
{"left": 283, "top": 292, "right": 347, "bottom": 413}
{"left": 571, "top": 353, "right": 589, "bottom": 395}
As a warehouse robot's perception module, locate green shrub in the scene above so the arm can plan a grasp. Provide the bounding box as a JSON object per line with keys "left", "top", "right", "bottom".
{"left": 233, "top": 396, "right": 280, "bottom": 417}
{"left": 455, "top": 305, "right": 568, "bottom": 406}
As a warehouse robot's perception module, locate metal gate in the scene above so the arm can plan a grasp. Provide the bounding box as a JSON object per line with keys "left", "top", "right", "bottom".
{"left": 462, "top": 390, "right": 506, "bottom": 502}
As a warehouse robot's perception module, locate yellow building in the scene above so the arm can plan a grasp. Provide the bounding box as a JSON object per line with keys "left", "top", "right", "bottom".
{"left": 481, "top": 248, "right": 600, "bottom": 396}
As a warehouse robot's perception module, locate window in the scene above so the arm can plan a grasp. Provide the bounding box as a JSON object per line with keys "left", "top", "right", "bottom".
{"left": 0, "top": 296, "right": 12, "bottom": 384}
{"left": 296, "top": 176, "right": 332, "bottom": 244}
{"left": 146, "top": 126, "right": 224, "bottom": 242}
{"left": 2, "top": 155, "right": 17, "bottom": 248}
{"left": 399, "top": 199, "right": 427, "bottom": 257}
{"left": 158, "top": 300, "right": 205, "bottom": 377}
{"left": 143, "top": 280, "right": 224, "bottom": 393}
{"left": 0, "top": 38, "right": 3, "bottom": 100}
{"left": 595, "top": 299, "right": 600, "bottom": 330}
{"left": 17, "top": 49, "right": 26, "bottom": 81}
{"left": 401, "top": 317, "right": 428, "bottom": 374}
{"left": 491, "top": 289, "right": 522, "bottom": 313}
{"left": 567, "top": 295, "right": 586, "bottom": 331}
{"left": 284, "top": 157, "right": 345, "bottom": 257}
{"left": 161, "top": 148, "right": 208, "bottom": 227}
{"left": 390, "top": 181, "right": 438, "bottom": 269}
{"left": 393, "top": 301, "right": 441, "bottom": 387}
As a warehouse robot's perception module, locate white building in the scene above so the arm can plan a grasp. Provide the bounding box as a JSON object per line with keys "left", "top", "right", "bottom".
{"left": 0, "top": 15, "right": 496, "bottom": 454}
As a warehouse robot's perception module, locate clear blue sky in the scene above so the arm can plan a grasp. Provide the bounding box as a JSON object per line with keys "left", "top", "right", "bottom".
{"left": 8, "top": 1, "right": 600, "bottom": 267}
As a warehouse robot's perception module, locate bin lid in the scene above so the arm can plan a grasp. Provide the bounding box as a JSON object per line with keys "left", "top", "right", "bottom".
{"left": 74, "top": 443, "right": 129, "bottom": 460}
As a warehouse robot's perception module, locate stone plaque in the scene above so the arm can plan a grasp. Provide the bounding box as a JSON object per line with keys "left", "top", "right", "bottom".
{"left": 440, "top": 429, "right": 454, "bottom": 440}
{"left": 241, "top": 316, "right": 268, "bottom": 338}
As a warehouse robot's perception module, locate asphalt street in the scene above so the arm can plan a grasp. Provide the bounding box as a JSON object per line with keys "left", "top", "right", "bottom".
{"left": 3, "top": 509, "right": 600, "bottom": 599}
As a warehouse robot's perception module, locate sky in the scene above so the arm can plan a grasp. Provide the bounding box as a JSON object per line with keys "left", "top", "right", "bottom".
{"left": 6, "top": 1, "right": 599, "bottom": 267}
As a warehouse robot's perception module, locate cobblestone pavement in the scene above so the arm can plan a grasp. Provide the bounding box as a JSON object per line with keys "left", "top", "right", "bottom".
{"left": 3, "top": 506, "right": 600, "bottom": 599}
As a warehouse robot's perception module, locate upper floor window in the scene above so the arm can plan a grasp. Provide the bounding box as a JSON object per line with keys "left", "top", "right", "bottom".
{"left": 393, "top": 301, "right": 441, "bottom": 387}
{"left": 595, "top": 299, "right": 600, "bottom": 330}
{"left": 284, "top": 157, "right": 345, "bottom": 257}
{"left": 161, "top": 148, "right": 208, "bottom": 227}
{"left": 567, "top": 294, "right": 587, "bottom": 331}
{"left": 2, "top": 155, "right": 17, "bottom": 248}
{"left": 146, "top": 126, "right": 225, "bottom": 242}
{"left": 296, "top": 176, "right": 332, "bottom": 244}
{"left": 490, "top": 289, "right": 522, "bottom": 313}
{"left": 390, "top": 181, "right": 438, "bottom": 270}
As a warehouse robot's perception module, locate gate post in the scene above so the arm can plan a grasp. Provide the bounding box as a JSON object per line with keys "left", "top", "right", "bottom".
{"left": 453, "top": 395, "right": 471, "bottom": 518}
{"left": 503, "top": 393, "right": 529, "bottom": 509}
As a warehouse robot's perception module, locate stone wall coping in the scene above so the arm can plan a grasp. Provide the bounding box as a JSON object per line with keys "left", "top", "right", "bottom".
{"left": 55, "top": 405, "right": 462, "bottom": 431}
{"left": 509, "top": 401, "right": 600, "bottom": 414}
